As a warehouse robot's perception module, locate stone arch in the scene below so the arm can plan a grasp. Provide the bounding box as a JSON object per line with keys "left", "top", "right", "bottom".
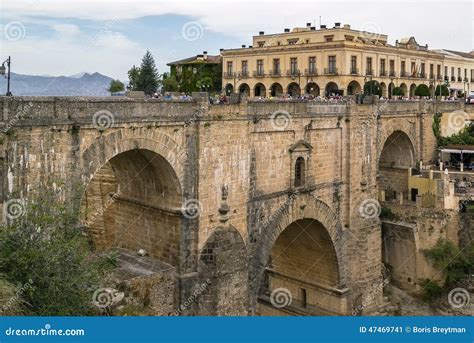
{"left": 250, "top": 193, "right": 345, "bottom": 298}
{"left": 305, "top": 82, "right": 320, "bottom": 96}
{"left": 251, "top": 193, "right": 347, "bottom": 315}
{"left": 270, "top": 82, "right": 283, "bottom": 97}
{"left": 380, "top": 82, "right": 387, "bottom": 97}
{"left": 239, "top": 83, "right": 250, "bottom": 95}
{"left": 287, "top": 82, "right": 301, "bottom": 97}
{"left": 400, "top": 83, "right": 408, "bottom": 96}
{"left": 254, "top": 83, "right": 266, "bottom": 97}
{"left": 224, "top": 83, "right": 234, "bottom": 95}
{"left": 388, "top": 82, "right": 395, "bottom": 98}
{"left": 80, "top": 130, "right": 186, "bottom": 267}
{"left": 378, "top": 130, "right": 417, "bottom": 200}
{"left": 409, "top": 83, "right": 417, "bottom": 97}
{"left": 347, "top": 80, "right": 361, "bottom": 95}
{"left": 378, "top": 129, "right": 417, "bottom": 167}
{"left": 198, "top": 226, "right": 248, "bottom": 316}
{"left": 325, "top": 82, "right": 339, "bottom": 96}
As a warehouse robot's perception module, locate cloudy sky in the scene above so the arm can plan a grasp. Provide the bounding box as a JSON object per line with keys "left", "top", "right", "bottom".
{"left": 0, "top": 0, "right": 472, "bottom": 80}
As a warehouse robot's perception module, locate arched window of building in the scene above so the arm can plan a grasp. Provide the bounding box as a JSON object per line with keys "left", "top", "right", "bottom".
{"left": 295, "top": 157, "right": 305, "bottom": 187}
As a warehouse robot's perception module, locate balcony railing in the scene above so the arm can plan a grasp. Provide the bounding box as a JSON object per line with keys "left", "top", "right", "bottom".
{"left": 324, "top": 68, "right": 338, "bottom": 75}
{"left": 463, "top": 77, "right": 469, "bottom": 82}
{"left": 224, "top": 71, "right": 233, "bottom": 78}
{"left": 444, "top": 76, "right": 449, "bottom": 81}
{"left": 419, "top": 73, "right": 426, "bottom": 79}
{"left": 304, "top": 68, "right": 318, "bottom": 76}
{"left": 400, "top": 71, "right": 408, "bottom": 77}
{"left": 253, "top": 70, "right": 265, "bottom": 77}
{"left": 429, "top": 73, "right": 435, "bottom": 80}
{"left": 458, "top": 76, "right": 463, "bottom": 82}
{"left": 451, "top": 76, "right": 456, "bottom": 81}
{"left": 471, "top": 78, "right": 474, "bottom": 83}
{"left": 240, "top": 71, "right": 249, "bottom": 78}
{"left": 269, "top": 69, "right": 281, "bottom": 77}
{"left": 286, "top": 69, "right": 301, "bottom": 76}
{"left": 437, "top": 75, "right": 443, "bottom": 80}
{"left": 350, "top": 68, "right": 359, "bottom": 75}
{"left": 365, "top": 69, "right": 374, "bottom": 76}
{"left": 379, "top": 71, "right": 387, "bottom": 77}
{"left": 389, "top": 71, "right": 396, "bottom": 77}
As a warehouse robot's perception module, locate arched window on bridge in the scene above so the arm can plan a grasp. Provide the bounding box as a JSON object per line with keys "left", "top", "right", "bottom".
{"left": 294, "top": 157, "right": 305, "bottom": 188}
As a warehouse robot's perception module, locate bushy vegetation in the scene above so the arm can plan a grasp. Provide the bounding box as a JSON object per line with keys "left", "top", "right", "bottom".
{"left": 414, "top": 84, "right": 430, "bottom": 97}
{"left": 363, "top": 80, "right": 382, "bottom": 96}
{"left": 127, "top": 50, "right": 161, "bottom": 95}
{"left": 392, "top": 87, "right": 404, "bottom": 96}
{"left": 435, "top": 84, "right": 449, "bottom": 97}
{"left": 0, "top": 184, "right": 115, "bottom": 315}
{"left": 420, "top": 279, "right": 443, "bottom": 302}
{"left": 423, "top": 239, "right": 474, "bottom": 287}
{"left": 433, "top": 113, "right": 474, "bottom": 146}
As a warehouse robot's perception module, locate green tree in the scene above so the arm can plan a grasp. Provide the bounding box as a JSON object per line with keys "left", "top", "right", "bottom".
{"left": 136, "top": 50, "right": 160, "bottom": 95}
{"left": 414, "top": 84, "right": 430, "bottom": 97}
{"left": 435, "top": 84, "right": 449, "bottom": 97}
{"left": 363, "top": 80, "right": 382, "bottom": 96}
{"left": 127, "top": 65, "right": 140, "bottom": 91}
{"left": 0, "top": 184, "right": 115, "bottom": 315}
{"left": 162, "top": 74, "right": 179, "bottom": 92}
{"left": 392, "top": 87, "right": 404, "bottom": 96}
{"left": 108, "top": 79, "right": 125, "bottom": 94}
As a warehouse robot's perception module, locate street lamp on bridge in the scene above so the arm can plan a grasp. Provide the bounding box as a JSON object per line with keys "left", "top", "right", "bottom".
{"left": 0, "top": 56, "right": 12, "bottom": 96}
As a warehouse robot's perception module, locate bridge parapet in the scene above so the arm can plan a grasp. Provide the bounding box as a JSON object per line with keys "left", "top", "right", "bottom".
{"left": 0, "top": 96, "right": 204, "bottom": 125}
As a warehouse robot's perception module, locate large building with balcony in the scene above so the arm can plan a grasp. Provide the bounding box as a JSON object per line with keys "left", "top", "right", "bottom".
{"left": 221, "top": 23, "right": 474, "bottom": 98}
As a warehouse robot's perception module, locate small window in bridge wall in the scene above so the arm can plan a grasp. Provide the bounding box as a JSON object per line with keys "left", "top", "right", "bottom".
{"left": 295, "top": 157, "right": 305, "bottom": 188}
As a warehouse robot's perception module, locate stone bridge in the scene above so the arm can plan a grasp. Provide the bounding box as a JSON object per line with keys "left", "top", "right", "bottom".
{"left": 0, "top": 96, "right": 467, "bottom": 316}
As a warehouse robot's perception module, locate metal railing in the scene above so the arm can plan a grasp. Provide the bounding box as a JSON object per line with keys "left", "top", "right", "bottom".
{"left": 304, "top": 68, "right": 318, "bottom": 76}
{"left": 324, "top": 68, "right": 338, "bottom": 75}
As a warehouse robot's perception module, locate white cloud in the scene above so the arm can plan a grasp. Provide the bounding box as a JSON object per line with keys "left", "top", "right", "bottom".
{"left": 52, "top": 23, "right": 81, "bottom": 37}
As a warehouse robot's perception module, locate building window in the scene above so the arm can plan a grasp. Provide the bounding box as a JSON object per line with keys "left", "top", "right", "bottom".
{"left": 351, "top": 56, "right": 357, "bottom": 74}
{"left": 226, "top": 61, "right": 233, "bottom": 76}
{"left": 328, "top": 56, "right": 336, "bottom": 73}
{"left": 257, "top": 60, "right": 264, "bottom": 75}
{"left": 437, "top": 65, "right": 441, "bottom": 79}
{"left": 308, "top": 57, "right": 316, "bottom": 74}
{"left": 258, "top": 42, "right": 265, "bottom": 47}
{"left": 401, "top": 61, "right": 406, "bottom": 76}
{"left": 241, "top": 61, "right": 248, "bottom": 76}
{"left": 380, "top": 59, "right": 386, "bottom": 76}
{"left": 290, "top": 57, "right": 298, "bottom": 75}
{"left": 389, "top": 60, "right": 395, "bottom": 76}
{"left": 294, "top": 157, "right": 305, "bottom": 188}
{"left": 420, "top": 63, "right": 425, "bottom": 77}
{"left": 429, "top": 63, "right": 434, "bottom": 79}
{"left": 273, "top": 59, "right": 280, "bottom": 75}
{"left": 366, "top": 57, "right": 373, "bottom": 75}
{"left": 411, "top": 62, "right": 416, "bottom": 77}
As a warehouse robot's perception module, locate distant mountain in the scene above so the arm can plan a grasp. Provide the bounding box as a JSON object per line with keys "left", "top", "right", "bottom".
{"left": 0, "top": 72, "right": 115, "bottom": 96}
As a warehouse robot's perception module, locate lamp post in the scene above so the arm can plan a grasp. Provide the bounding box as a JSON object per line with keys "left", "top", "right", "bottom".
{"left": 0, "top": 56, "right": 12, "bottom": 96}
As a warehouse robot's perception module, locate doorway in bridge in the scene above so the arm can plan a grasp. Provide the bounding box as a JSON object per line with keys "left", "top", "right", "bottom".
{"left": 81, "top": 149, "right": 182, "bottom": 268}
{"left": 258, "top": 219, "right": 346, "bottom": 315}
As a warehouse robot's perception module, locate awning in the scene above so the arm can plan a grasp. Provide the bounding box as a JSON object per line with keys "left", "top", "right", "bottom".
{"left": 441, "top": 149, "right": 474, "bottom": 154}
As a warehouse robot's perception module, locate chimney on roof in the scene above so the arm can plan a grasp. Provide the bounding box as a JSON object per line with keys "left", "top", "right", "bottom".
{"left": 259, "top": 31, "right": 264, "bottom": 35}
{"left": 320, "top": 25, "right": 326, "bottom": 29}
{"left": 306, "top": 23, "right": 311, "bottom": 27}
{"left": 284, "top": 28, "right": 290, "bottom": 33}
{"left": 310, "top": 26, "right": 316, "bottom": 31}
{"left": 248, "top": 45, "right": 253, "bottom": 48}
{"left": 219, "top": 48, "right": 224, "bottom": 52}
{"left": 334, "top": 22, "right": 341, "bottom": 28}
{"left": 241, "top": 44, "right": 246, "bottom": 48}
{"left": 203, "top": 51, "right": 208, "bottom": 60}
